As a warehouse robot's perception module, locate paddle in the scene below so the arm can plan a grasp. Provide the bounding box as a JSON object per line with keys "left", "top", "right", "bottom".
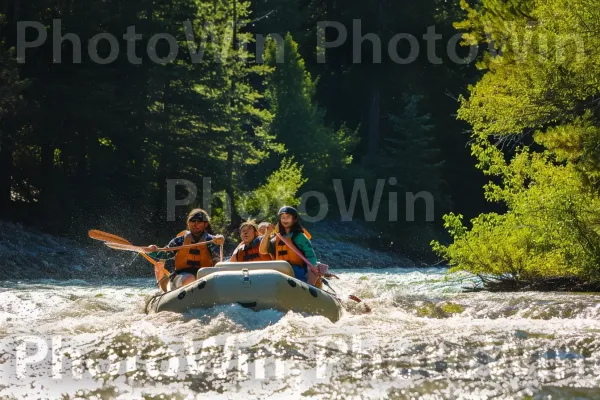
{"left": 104, "top": 240, "right": 216, "bottom": 253}
{"left": 88, "top": 230, "right": 160, "bottom": 267}
{"left": 275, "top": 232, "right": 321, "bottom": 277}
{"left": 88, "top": 229, "right": 172, "bottom": 292}
{"left": 275, "top": 231, "right": 370, "bottom": 312}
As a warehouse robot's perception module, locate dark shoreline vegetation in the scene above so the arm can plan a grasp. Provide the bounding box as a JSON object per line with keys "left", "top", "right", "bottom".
{"left": 2, "top": 0, "right": 600, "bottom": 292}
{"left": 464, "top": 275, "right": 600, "bottom": 293}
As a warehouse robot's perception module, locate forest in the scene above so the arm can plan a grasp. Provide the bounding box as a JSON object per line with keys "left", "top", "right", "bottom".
{"left": 3, "top": 0, "right": 599, "bottom": 286}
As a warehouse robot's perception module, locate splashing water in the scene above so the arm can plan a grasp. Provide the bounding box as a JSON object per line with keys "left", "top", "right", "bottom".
{"left": 1, "top": 268, "right": 600, "bottom": 399}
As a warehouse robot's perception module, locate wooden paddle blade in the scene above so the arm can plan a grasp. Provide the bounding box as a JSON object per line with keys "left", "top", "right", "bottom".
{"left": 105, "top": 242, "right": 145, "bottom": 253}
{"left": 88, "top": 230, "right": 132, "bottom": 245}
{"left": 349, "top": 295, "right": 371, "bottom": 313}
{"left": 139, "top": 252, "right": 159, "bottom": 266}
{"left": 90, "top": 230, "right": 162, "bottom": 268}
{"left": 154, "top": 261, "right": 170, "bottom": 293}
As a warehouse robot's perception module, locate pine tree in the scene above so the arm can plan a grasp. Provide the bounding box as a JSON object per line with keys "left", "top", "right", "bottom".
{"left": 264, "top": 33, "right": 356, "bottom": 187}
{"left": 383, "top": 95, "right": 444, "bottom": 200}
{"left": 0, "top": 14, "right": 28, "bottom": 216}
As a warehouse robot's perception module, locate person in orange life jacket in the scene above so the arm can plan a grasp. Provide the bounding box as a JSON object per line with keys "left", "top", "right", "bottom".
{"left": 229, "top": 220, "right": 273, "bottom": 262}
{"left": 257, "top": 221, "right": 270, "bottom": 236}
{"left": 142, "top": 208, "right": 225, "bottom": 290}
{"left": 259, "top": 206, "right": 317, "bottom": 283}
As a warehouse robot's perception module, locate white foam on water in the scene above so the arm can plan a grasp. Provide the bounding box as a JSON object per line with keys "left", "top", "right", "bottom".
{"left": 1, "top": 271, "right": 600, "bottom": 399}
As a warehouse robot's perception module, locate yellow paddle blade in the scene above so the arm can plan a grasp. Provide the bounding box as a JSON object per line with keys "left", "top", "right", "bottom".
{"left": 104, "top": 242, "right": 145, "bottom": 253}
{"left": 88, "top": 230, "right": 132, "bottom": 245}
{"left": 90, "top": 230, "right": 160, "bottom": 267}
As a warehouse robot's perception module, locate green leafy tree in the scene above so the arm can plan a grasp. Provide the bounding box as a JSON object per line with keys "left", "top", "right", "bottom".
{"left": 237, "top": 158, "right": 307, "bottom": 222}
{"left": 433, "top": 0, "right": 600, "bottom": 283}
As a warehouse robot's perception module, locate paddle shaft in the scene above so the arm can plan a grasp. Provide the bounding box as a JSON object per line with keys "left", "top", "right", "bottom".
{"left": 89, "top": 230, "right": 160, "bottom": 267}
{"left": 275, "top": 232, "right": 320, "bottom": 275}
{"left": 105, "top": 240, "right": 215, "bottom": 253}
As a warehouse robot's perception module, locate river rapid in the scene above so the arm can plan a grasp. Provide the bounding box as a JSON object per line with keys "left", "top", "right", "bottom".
{"left": 1, "top": 268, "right": 600, "bottom": 399}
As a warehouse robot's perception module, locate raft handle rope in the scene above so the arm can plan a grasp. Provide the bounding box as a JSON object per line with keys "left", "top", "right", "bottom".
{"left": 145, "top": 291, "right": 167, "bottom": 314}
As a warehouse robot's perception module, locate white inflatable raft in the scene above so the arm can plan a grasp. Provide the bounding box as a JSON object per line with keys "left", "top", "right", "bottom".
{"left": 146, "top": 261, "right": 342, "bottom": 322}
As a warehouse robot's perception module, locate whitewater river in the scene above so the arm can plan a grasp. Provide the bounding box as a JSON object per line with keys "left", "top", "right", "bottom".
{"left": 1, "top": 268, "right": 600, "bottom": 399}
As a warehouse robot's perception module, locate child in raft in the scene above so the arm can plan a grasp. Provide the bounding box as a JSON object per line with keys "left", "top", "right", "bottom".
{"left": 229, "top": 220, "right": 272, "bottom": 262}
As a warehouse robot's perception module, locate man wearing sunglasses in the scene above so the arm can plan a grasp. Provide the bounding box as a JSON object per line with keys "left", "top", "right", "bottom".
{"left": 143, "top": 208, "right": 225, "bottom": 290}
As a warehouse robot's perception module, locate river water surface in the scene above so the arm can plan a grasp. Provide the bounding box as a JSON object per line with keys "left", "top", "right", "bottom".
{"left": 1, "top": 268, "right": 600, "bottom": 399}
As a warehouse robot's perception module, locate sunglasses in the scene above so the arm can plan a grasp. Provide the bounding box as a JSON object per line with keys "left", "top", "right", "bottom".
{"left": 188, "top": 219, "right": 206, "bottom": 223}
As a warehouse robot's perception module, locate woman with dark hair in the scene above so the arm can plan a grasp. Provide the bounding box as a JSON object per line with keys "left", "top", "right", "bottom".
{"left": 259, "top": 206, "right": 317, "bottom": 283}
{"left": 143, "top": 208, "right": 224, "bottom": 290}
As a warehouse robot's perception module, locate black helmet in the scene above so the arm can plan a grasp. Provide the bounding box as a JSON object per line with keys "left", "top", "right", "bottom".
{"left": 278, "top": 206, "right": 298, "bottom": 218}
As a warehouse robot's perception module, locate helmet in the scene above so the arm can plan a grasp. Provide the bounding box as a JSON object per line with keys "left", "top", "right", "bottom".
{"left": 278, "top": 206, "right": 298, "bottom": 218}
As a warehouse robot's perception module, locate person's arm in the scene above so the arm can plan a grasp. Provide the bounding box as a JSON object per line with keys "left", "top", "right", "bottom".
{"left": 259, "top": 224, "right": 275, "bottom": 255}
{"left": 205, "top": 234, "right": 225, "bottom": 264}
{"left": 145, "top": 237, "right": 182, "bottom": 260}
{"left": 229, "top": 242, "right": 245, "bottom": 262}
{"left": 294, "top": 233, "right": 317, "bottom": 266}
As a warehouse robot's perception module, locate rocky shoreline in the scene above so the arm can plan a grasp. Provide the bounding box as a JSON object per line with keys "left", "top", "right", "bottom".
{"left": 306, "top": 220, "right": 416, "bottom": 269}
{"left": 0, "top": 219, "right": 415, "bottom": 280}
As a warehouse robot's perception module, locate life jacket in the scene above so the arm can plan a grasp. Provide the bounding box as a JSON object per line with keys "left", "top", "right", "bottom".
{"left": 174, "top": 231, "right": 213, "bottom": 271}
{"left": 274, "top": 232, "right": 305, "bottom": 267}
{"left": 233, "top": 237, "right": 272, "bottom": 262}
{"left": 275, "top": 231, "right": 325, "bottom": 289}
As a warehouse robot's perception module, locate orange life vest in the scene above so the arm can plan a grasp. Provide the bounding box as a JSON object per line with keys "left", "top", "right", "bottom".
{"left": 174, "top": 231, "right": 213, "bottom": 271}
{"left": 274, "top": 233, "right": 305, "bottom": 266}
{"left": 233, "top": 237, "right": 272, "bottom": 262}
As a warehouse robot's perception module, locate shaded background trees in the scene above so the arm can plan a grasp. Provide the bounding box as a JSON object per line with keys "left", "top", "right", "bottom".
{"left": 0, "top": 0, "right": 488, "bottom": 259}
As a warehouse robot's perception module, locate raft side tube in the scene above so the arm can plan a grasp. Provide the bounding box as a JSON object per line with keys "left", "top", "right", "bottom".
{"left": 150, "top": 268, "right": 341, "bottom": 322}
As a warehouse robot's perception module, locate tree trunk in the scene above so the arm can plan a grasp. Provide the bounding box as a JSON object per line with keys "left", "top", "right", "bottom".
{"left": 0, "top": 134, "right": 14, "bottom": 216}
{"left": 39, "top": 137, "right": 54, "bottom": 208}
{"left": 365, "top": 0, "right": 385, "bottom": 164}
{"left": 154, "top": 78, "right": 171, "bottom": 231}
{"left": 77, "top": 131, "right": 87, "bottom": 179}
{"left": 225, "top": 0, "right": 241, "bottom": 230}
{"left": 366, "top": 87, "right": 381, "bottom": 162}
{"left": 225, "top": 144, "right": 241, "bottom": 230}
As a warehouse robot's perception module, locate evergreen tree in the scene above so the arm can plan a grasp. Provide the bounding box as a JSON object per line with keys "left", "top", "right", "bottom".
{"left": 0, "top": 13, "right": 28, "bottom": 216}
{"left": 383, "top": 95, "right": 444, "bottom": 200}
{"left": 264, "top": 33, "right": 356, "bottom": 188}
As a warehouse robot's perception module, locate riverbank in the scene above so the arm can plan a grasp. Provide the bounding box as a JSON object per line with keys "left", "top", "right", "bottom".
{"left": 0, "top": 219, "right": 415, "bottom": 280}
{"left": 0, "top": 220, "right": 150, "bottom": 280}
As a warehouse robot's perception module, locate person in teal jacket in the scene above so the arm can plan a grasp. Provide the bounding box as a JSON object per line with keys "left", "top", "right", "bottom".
{"left": 259, "top": 206, "right": 317, "bottom": 282}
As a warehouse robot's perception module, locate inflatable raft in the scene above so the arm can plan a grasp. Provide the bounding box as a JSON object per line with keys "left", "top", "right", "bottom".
{"left": 146, "top": 261, "right": 342, "bottom": 322}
